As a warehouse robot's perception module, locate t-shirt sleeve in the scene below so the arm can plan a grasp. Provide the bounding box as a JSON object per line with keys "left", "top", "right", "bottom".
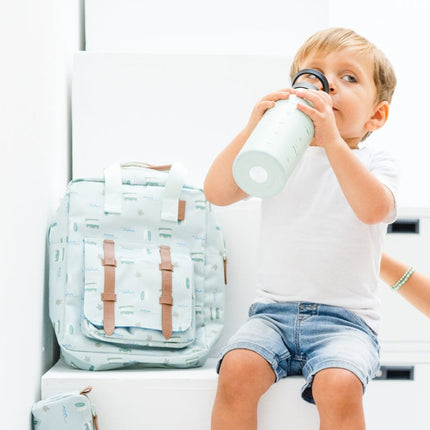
{"left": 369, "top": 148, "right": 400, "bottom": 224}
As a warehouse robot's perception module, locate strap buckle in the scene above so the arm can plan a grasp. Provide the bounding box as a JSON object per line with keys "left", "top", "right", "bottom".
{"left": 102, "top": 257, "right": 117, "bottom": 267}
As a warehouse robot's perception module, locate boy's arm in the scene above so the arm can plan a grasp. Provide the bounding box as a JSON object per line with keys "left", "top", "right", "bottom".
{"left": 295, "top": 89, "right": 395, "bottom": 224}
{"left": 324, "top": 140, "right": 395, "bottom": 224}
{"left": 204, "top": 90, "right": 291, "bottom": 206}
{"left": 203, "top": 127, "right": 251, "bottom": 206}
{"left": 380, "top": 253, "right": 430, "bottom": 318}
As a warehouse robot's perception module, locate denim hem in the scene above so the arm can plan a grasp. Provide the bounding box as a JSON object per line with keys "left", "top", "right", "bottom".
{"left": 216, "top": 341, "right": 284, "bottom": 382}
{"left": 301, "top": 359, "right": 374, "bottom": 404}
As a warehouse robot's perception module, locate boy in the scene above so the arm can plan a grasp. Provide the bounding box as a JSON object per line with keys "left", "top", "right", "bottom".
{"left": 204, "top": 28, "right": 399, "bottom": 430}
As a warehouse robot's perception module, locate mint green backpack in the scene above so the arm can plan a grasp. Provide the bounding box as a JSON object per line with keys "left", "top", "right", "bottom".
{"left": 48, "top": 163, "right": 226, "bottom": 370}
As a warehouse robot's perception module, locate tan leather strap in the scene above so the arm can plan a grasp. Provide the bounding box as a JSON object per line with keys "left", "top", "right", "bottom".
{"left": 120, "top": 162, "right": 173, "bottom": 171}
{"left": 80, "top": 386, "right": 93, "bottom": 395}
{"left": 93, "top": 413, "right": 99, "bottom": 430}
{"left": 101, "top": 239, "right": 117, "bottom": 336}
{"left": 146, "top": 163, "right": 172, "bottom": 171}
{"left": 178, "top": 200, "right": 186, "bottom": 221}
{"left": 223, "top": 257, "right": 228, "bottom": 285}
{"left": 159, "top": 245, "right": 174, "bottom": 339}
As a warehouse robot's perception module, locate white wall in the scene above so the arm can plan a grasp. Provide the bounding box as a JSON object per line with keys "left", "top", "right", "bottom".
{"left": 328, "top": 0, "right": 430, "bottom": 208}
{"left": 85, "top": 0, "right": 329, "bottom": 55}
{"left": 0, "top": 1, "right": 82, "bottom": 428}
{"left": 85, "top": 0, "right": 430, "bottom": 208}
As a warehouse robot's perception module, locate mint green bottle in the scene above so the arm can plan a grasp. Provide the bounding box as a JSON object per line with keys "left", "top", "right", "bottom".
{"left": 233, "top": 69, "right": 329, "bottom": 198}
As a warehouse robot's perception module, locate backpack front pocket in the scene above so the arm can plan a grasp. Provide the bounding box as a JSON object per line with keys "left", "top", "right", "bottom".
{"left": 81, "top": 238, "right": 195, "bottom": 349}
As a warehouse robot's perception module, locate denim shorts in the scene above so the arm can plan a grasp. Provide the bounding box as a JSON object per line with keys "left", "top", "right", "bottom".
{"left": 217, "top": 302, "right": 380, "bottom": 404}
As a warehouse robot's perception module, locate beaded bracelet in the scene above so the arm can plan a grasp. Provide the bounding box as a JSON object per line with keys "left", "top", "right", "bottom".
{"left": 391, "top": 265, "right": 415, "bottom": 291}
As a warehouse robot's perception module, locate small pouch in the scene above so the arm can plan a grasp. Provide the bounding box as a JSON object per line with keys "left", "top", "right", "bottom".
{"left": 32, "top": 386, "right": 98, "bottom": 430}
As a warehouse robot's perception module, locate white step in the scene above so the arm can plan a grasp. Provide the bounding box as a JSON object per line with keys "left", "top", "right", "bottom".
{"left": 42, "top": 355, "right": 430, "bottom": 429}
{"left": 41, "top": 358, "right": 318, "bottom": 430}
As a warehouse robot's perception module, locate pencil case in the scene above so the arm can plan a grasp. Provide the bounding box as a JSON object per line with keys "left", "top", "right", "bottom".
{"left": 32, "top": 386, "right": 98, "bottom": 430}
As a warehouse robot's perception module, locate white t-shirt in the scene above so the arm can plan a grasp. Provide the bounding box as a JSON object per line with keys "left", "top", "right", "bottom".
{"left": 256, "top": 145, "right": 400, "bottom": 333}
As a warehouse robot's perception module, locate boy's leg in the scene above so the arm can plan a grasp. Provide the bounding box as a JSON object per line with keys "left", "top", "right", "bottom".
{"left": 299, "top": 304, "right": 380, "bottom": 430}
{"left": 312, "top": 368, "right": 365, "bottom": 430}
{"left": 211, "top": 348, "right": 276, "bottom": 430}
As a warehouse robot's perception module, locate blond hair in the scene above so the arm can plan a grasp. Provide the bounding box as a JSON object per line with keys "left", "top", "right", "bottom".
{"left": 290, "top": 28, "right": 397, "bottom": 105}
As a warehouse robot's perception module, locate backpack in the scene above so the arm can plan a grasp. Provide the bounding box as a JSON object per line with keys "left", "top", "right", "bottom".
{"left": 48, "top": 163, "right": 226, "bottom": 370}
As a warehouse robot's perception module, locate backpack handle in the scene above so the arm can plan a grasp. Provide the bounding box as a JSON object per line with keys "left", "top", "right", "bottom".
{"left": 104, "top": 162, "right": 187, "bottom": 222}
{"left": 120, "top": 162, "right": 172, "bottom": 171}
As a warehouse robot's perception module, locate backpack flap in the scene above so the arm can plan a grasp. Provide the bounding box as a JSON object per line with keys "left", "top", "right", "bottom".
{"left": 81, "top": 237, "right": 195, "bottom": 348}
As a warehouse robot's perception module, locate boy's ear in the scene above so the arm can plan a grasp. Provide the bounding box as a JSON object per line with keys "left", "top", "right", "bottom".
{"left": 365, "top": 101, "right": 390, "bottom": 131}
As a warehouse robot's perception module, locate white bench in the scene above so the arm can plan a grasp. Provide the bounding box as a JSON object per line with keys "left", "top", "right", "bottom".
{"left": 41, "top": 356, "right": 430, "bottom": 429}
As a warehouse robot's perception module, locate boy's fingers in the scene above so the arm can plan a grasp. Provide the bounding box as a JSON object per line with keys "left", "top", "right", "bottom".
{"left": 296, "top": 89, "right": 332, "bottom": 110}
{"left": 262, "top": 89, "right": 293, "bottom": 102}
{"left": 254, "top": 100, "right": 276, "bottom": 113}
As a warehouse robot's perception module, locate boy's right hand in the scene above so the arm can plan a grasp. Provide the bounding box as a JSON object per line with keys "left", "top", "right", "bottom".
{"left": 246, "top": 89, "right": 292, "bottom": 131}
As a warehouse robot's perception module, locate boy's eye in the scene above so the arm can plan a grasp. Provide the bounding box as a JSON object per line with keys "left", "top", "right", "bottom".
{"left": 342, "top": 74, "right": 357, "bottom": 83}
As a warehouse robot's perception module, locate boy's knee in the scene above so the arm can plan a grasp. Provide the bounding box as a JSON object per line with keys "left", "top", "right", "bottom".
{"left": 312, "top": 368, "right": 364, "bottom": 404}
{"left": 312, "top": 368, "right": 365, "bottom": 428}
{"left": 217, "top": 349, "right": 275, "bottom": 399}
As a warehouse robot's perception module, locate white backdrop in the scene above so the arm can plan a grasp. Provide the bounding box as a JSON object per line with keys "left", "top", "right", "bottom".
{"left": 328, "top": 0, "right": 430, "bottom": 209}
{"left": 83, "top": 0, "right": 430, "bottom": 209}
{"left": 72, "top": 52, "right": 292, "bottom": 186}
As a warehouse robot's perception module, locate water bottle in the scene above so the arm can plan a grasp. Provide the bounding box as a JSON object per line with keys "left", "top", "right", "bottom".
{"left": 232, "top": 69, "right": 329, "bottom": 198}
